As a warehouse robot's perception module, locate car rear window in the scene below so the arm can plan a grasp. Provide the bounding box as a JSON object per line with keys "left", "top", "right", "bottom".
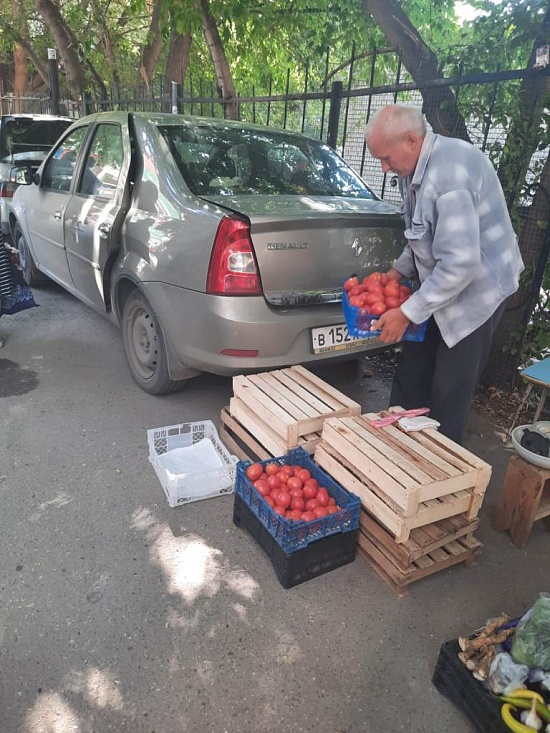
{"left": 157, "top": 123, "right": 377, "bottom": 200}
{"left": 0, "top": 117, "right": 72, "bottom": 161}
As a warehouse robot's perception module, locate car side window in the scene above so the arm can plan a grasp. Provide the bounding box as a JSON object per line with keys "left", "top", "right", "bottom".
{"left": 78, "top": 124, "right": 123, "bottom": 199}
{"left": 42, "top": 126, "right": 89, "bottom": 192}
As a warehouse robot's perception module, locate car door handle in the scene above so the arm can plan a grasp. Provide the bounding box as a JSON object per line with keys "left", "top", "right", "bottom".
{"left": 98, "top": 223, "right": 111, "bottom": 238}
{"left": 53, "top": 210, "right": 62, "bottom": 220}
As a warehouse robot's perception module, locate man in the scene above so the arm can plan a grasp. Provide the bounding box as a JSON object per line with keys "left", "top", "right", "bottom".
{"left": 364, "top": 104, "right": 524, "bottom": 444}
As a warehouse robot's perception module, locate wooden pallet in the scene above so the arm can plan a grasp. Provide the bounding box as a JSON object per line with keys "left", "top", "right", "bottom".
{"left": 314, "top": 412, "right": 492, "bottom": 543}
{"left": 360, "top": 510, "right": 479, "bottom": 569}
{"left": 231, "top": 365, "right": 361, "bottom": 455}
{"left": 358, "top": 527, "right": 482, "bottom": 598}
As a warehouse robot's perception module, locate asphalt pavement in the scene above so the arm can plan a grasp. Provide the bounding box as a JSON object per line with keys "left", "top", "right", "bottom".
{"left": 1, "top": 283, "right": 548, "bottom": 733}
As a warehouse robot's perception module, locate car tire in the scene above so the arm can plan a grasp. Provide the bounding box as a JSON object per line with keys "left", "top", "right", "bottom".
{"left": 122, "top": 289, "right": 187, "bottom": 395}
{"left": 14, "top": 223, "right": 47, "bottom": 287}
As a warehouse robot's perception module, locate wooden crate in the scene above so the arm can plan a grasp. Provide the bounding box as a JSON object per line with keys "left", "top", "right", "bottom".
{"left": 220, "top": 406, "right": 273, "bottom": 463}
{"left": 358, "top": 527, "right": 482, "bottom": 598}
{"left": 314, "top": 411, "right": 492, "bottom": 543}
{"left": 230, "top": 365, "right": 361, "bottom": 456}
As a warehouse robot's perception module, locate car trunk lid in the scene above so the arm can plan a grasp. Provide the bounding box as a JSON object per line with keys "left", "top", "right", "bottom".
{"left": 203, "top": 194, "right": 406, "bottom": 306}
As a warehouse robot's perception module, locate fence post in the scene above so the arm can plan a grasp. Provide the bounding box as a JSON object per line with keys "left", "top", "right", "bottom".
{"left": 171, "top": 81, "right": 178, "bottom": 114}
{"left": 48, "top": 48, "right": 60, "bottom": 115}
{"left": 327, "top": 81, "right": 342, "bottom": 150}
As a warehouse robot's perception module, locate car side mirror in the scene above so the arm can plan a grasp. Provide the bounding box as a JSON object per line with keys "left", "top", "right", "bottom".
{"left": 9, "top": 165, "right": 33, "bottom": 185}
{"left": 32, "top": 171, "right": 41, "bottom": 186}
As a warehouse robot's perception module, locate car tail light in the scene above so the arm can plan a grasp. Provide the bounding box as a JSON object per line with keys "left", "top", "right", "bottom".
{"left": 0, "top": 182, "right": 17, "bottom": 198}
{"left": 206, "top": 217, "right": 261, "bottom": 295}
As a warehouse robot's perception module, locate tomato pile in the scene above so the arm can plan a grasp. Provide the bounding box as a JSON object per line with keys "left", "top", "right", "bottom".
{"left": 245, "top": 461, "right": 342, "bottom": 522}
{"left": 344, "top": 271, "right": 412, "bottom": 316}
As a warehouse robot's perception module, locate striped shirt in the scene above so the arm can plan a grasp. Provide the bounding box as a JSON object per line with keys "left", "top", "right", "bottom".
{"left": 394, "top": 129, "right": 524, "bottom": 348}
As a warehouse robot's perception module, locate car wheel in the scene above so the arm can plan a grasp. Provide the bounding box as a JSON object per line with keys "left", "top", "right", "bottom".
{"left": 14, "top": 223, "right": 46, "bottom": 286}
{"left": 122, "top": 289, "right": 187, "bottom": 395}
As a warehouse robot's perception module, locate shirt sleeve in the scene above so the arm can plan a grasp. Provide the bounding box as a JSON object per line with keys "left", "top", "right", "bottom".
{"left": 400, "top": 189, "right": 481, "bottom": 325}
{"left": 392, "top": 243, "right": 417, "bottom": 279}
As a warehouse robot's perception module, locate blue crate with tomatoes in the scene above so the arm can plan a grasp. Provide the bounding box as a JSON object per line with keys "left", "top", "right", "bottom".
{"left": 233, "top": 494, "right": 358, "bottom": 588}
{"left": 342, "top": 272, "right": 427, "bottom": 342}
{"left": 234, "top": 446, "right": 361, "bottom": 554}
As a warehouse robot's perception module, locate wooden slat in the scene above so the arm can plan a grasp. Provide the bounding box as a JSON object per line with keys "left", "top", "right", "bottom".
{"left": 315, "top": 443, "right": 402, "bottom": 537}
{"left": 290, "top": 365, "right": 362, "bottom": 413}
{"left": 230, "top": 397, "right": 288, "bottom": 456}
{"left": 220, "top": 407, "right": 272, "bottom": 462}
{"left": 273, "top": 369, "right": 337, "bottom": 414}
{"left": 320, "top": 422, "right": 418, "bottom": 514}
{"left": 343, "top": 417, "right": 433, "bottom": 485}
{"left": 254, "top": 372, "right": 321, "bottom": 419}
{"left": 359, "top": 509, "right": 479, "bottom": 565}
{"left": 358, "top": 532, "right": 483, "bottom": 596}
{"left": 233, "top": 375, "right": 297, "bottom": 444}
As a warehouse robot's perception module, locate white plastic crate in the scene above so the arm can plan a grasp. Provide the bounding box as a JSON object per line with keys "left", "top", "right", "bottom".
{"left": 147, "top": 420, "right": 238, "bottom": 507}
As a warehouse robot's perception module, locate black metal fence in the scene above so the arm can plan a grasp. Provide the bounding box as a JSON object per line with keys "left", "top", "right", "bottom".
{"left": 3, "top": 46, "right": 550, "bottom": 386}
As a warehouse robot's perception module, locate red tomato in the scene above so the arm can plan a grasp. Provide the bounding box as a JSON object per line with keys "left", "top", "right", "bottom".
{"left": 399, "top": 284, "right": 412, "bottom": 298}
{"left": 316, "top": 488, "right": 329, "bottom": 507}
{"left": 296, "top": 469, "right": 310, "bottom": 481}
{"left": 344, "top": 275, "right": 359, "bottom": 291}
{"left": 365, "top": 291, "right": 383, "bottom": 307}
{"left": 384, "top": 280, "right": 400, "bottom": 297}
{"left": 267, "top": 474, "right": 281, "bottom": 490}
{"left": 301, "top": 511, "right": 316, "bottom": 522}
{"left": 273, "top": 505, "right": 286, "bottom": 516}
{"left": 349, "top": 285, "right": 365, "bottom": 298}
{"left": 303, "top": 483, "right": 318, "bottom": 500}
{"left": 305, "top": 498, "right": 319, "bottom": 511}
{"left": 349, "top": 296, "right": 361, "bottom": 307}
{"left": 264, "top": 496, "right": 275, "bottom": 507}
{"left": 246, "top": 463, "right": 263, "bottom": 481}
{"left": 385, "top": 296, "right": 400, "bottom": 309}
{"left": 290, "top": 497, "right": 305, "bottom": 511}
{"left": 276, "top": 491, "right": 291, "bottom": 509}
{"left": 254, "top": 478, "right": 270, "bottom": 494}
{"left": 287, "top": 476, "right": 303, "bottom": 491}
{"left": 304, "top": 478, "right": 318, "bottom": 488}
{"left": 289, "top": 488, "right": 303, "bottom": 498}
{"left": 370, "top": 301, "right": 387, "bottom": 316}
{"left": 380, "top": 273, "right": 389, "bottom": 286}
{"left": 357, "top": 294, "right": 370, "bottom": 309}
{"left": 270, "top": 488, "right": 282, "bottom": 504}
{"left": 313, "top": 506, "right": 329, "bottom": 518}
{"left": 326, "top": 505, "right": 339, "bottom": 514}
{"left": 328, "top": 496, "right": 337, "bottom": 506}
{"left": 265, "top": 462, "right": 280, "bottom": 475}
{"left": 289, "top": 510, "right": 303, "bottom": 522}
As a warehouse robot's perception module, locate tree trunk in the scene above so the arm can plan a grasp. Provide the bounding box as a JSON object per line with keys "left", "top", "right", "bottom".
{"left": 200, "top": 0, "right": 238, "bottom": 120}
{"left": 91, "top": 0, "right": 121, "bottom": 98}
{"left": 13, "top": 43, "right": 28, "bottom": 108}
{"left": 140, "top": 0, "right": 164, "bottom": 90}
{"left": 163, "top": 32, "right": 192, "bottom": 111}
{"left": 483, "top": 149, "right": 550, "bottom": 388}
{"left": 34, "top": 0, "right": 87, "bottom": 99}
{"left": 362, "top": 0, "right": 471, "bottom": 141}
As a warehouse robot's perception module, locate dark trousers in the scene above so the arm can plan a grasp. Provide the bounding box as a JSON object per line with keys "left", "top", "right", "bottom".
{"left": 389, "top": 303, "right": 506, "bottom": 445}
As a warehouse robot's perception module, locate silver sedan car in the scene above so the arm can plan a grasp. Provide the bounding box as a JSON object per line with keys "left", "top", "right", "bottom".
{"left": 9, "top": 111, "right": 405, "bottom": 394}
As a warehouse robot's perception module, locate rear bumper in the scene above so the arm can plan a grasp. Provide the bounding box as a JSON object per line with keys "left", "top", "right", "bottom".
{"left": 142, "top": 281, "right": 387, "bottom": 376}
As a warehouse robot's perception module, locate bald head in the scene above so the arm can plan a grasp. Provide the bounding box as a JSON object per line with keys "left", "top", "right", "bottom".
{"left": 365, "top": 105, "right": 427, "bottom": 177}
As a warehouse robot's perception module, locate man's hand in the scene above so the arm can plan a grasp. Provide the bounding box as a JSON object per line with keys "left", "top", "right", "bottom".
{"left": 371, "top": 307, "right": 410, "bottom": 343}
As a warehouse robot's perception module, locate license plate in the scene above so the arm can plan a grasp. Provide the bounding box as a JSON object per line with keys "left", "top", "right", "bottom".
{"left": 310, "top": 323, "right": 378, "bottom": 354}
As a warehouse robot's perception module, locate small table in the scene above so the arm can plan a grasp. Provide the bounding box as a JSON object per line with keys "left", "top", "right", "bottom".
{"left": 494, "top": 454, "right": 550, "bottom": 548}
{"left": 508, "top": 358, "right": 550, "bottom": 436}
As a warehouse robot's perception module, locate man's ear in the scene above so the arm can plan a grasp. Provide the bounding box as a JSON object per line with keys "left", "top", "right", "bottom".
{"left": 403, "top": 131, "right": 421, "bottom": 150}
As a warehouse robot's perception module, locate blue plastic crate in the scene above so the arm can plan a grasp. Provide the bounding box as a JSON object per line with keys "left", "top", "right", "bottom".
{"left": 342, "top": 287, "right": 427, "bottom": 342}
{"left": 235, "top": 446, "right": 361, "bottom": 554}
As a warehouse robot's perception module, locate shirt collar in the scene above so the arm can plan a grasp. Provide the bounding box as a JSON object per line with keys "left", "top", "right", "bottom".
{"left": 410, "top": 129, "right": 436, "bottom": 187}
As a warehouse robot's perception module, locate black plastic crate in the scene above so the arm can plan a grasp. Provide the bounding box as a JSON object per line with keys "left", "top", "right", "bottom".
{"left": 432, "top": 639, "right": 508, "bottom": 733}
{"left": 233, "top": 494, "right": 358, "bottom": 589}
